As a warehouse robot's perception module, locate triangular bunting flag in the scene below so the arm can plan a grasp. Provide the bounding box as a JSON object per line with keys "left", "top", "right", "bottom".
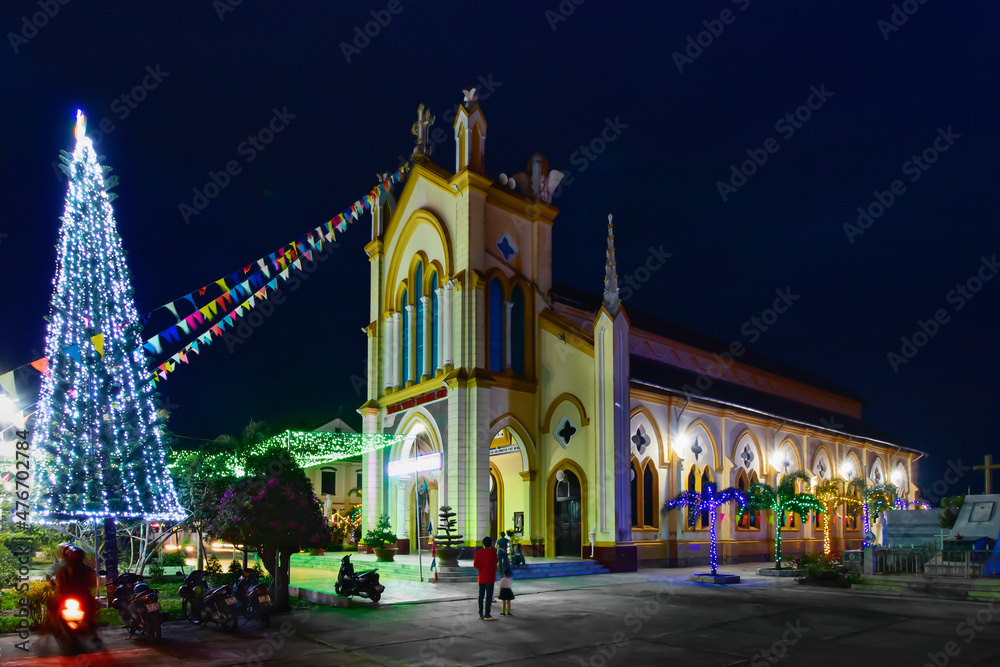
{"left": 90, "top": 334, "right": 104, "bottom": 356}
{"left": 64, "top": 344, "right": 81, "bottom": 362}
{"left": 0, "top": 371, "right": 16, "bottom": 399}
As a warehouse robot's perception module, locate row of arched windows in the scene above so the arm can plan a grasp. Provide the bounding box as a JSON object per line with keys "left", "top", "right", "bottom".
{"left": 391, "top": 259, "right": 444, "bottom": 388}
{"left": 630, "top": 457, "right": 659, "bottom": 529}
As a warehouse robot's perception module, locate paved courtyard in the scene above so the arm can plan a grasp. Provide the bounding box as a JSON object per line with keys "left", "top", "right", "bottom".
{"left": 3, "top": 566, "right": 1000, "bottom": 666}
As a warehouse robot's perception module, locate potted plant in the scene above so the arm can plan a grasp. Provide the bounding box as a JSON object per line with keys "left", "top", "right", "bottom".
{"left": 365, "top": 514, "right": 398, "bottom": 562}
{"left": 433, "top": 505, "right": 464, "bottom": 567}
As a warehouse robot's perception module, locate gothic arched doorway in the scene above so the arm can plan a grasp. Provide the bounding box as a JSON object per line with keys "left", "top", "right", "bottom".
{"left": 553, "top": 470, "right": 582, "bottom": 557}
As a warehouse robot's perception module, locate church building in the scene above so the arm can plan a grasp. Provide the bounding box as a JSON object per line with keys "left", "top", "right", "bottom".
{"left": 358, "top": 91, "right": 924, "bottom": 572}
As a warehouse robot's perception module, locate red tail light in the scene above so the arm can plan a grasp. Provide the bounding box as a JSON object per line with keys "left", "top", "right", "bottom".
{"left": 61, "top": 598, "right": 86, "bottom": 629}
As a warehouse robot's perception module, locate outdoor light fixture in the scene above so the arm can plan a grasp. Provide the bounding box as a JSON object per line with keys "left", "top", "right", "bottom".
{"left": 840, "top": 463, "right": 854, "bottom": 479}
{"left": 0, "top": 395, "right": 17, "bottom": 424}
{"left": 892, "top": 470, "right": 904, "bottom": 487}
{"left": 387, "top": 452, "right": 441, "bottom": 477}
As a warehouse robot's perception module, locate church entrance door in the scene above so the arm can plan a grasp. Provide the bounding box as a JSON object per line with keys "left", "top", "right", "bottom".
{"left": 554, "top": 470, "right": 582, "bottom": 557}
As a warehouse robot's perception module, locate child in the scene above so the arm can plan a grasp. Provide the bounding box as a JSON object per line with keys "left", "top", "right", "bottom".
{"left": 498, "top": 567, "right": 515, "bottom": 616}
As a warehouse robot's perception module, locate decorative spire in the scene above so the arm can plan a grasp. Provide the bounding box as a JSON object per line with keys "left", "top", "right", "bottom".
{"left": 603, "top": 214, "right": 621, "bottom": 313}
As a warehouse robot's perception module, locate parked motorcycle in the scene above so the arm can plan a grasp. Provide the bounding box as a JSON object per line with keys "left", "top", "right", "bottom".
{"left": 178, "top": 570, "right": 239, "bottom": 632}
{"left": 234, "top": 568, "right": 271, "bottom": 627}
{"left": 335, "top": 554, "right": 385, "bottom": 602}
{"left": 109, "top": 572, "right": 162, "bottom": 640}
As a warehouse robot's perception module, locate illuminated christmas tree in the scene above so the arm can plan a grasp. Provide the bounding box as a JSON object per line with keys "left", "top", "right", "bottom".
{"left": 31, "top": 111, "right": 184, "bottom": 531}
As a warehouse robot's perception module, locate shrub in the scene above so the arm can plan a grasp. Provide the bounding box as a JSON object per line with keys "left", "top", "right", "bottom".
{"left": 148, "top": 562, "right": 165, "bottom": 584}
{"left": 0, "top": 543, "right": 19, "bottom": 590}
{"left": 205, "top": 554, "right": 226, "bottom": 587}
{"left": 23, "top": 580, "right": 54, "bottom": 627}
{"left": 364, "top": 514, "right": 397, "bottom": 549}
{"left": 160, "top": 550, "right": 184, "bottom": 567}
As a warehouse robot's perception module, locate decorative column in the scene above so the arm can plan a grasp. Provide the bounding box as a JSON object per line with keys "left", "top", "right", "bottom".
{"left": 443, "top": 281, "right": 454, "bottom": 367}
{"left": 420, "top": 295, "right": 431, "bottom": 380}
{"left": 383, "top": 314, "right": 393, "bottom": 391}
{"left": 435, "top": 285, "right": 445, "bottom": 372}
{"left": 391, "top": 312, "right": 401, "bottom": 387}
{"left": 405, "top": 304, "right": 416, "bottom": 385}
{"left": 503, "top": 300, "right": 513, "bottom": 371}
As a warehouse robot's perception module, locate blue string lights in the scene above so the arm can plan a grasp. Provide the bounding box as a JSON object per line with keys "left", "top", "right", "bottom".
{"left": 663, "top": 483, "right": 746, "bottom": 575}
{"left": 30, "top": 111, "right": 184, "bottom": 523}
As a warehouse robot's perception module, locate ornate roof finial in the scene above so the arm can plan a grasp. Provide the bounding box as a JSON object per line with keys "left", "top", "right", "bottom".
{"left": 603, "top": 214, "right": 621, "bottom": 314}
{"left": 411, "top": 103, "right": 435, "bottom": 162}
{"left": 462, "top": 87, "right": 478, "bottom": 108}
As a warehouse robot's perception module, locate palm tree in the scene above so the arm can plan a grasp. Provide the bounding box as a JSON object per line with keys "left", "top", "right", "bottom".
{"left": 814, "top": 478, "right": 862, "bottom": 555}
{"left": 210, "top": 419, "right": 271, "bottom": 475}
{"left": 745, "top": 470, "right": 823, "bottom": 569}
{"left": 847, "top": 477, "right": 898, "bottom": 546}
{"left": 663, "top": 483, "right": 746, "bottom": 575}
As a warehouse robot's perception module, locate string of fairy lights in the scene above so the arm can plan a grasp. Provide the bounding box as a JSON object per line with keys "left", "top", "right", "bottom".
{"left": 31, "top": 112, "right": 184, "bottom": 523}
{"left": 663, "top": 483, "right": 746, "bottom": 576}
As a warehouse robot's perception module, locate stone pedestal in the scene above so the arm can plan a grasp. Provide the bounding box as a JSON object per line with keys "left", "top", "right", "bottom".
{"left": 689, "top": 573, "right": 740, "bottom": 584}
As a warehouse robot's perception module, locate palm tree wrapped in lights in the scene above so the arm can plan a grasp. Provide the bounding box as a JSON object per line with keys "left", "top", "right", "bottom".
{"left": 744, "top": 470, "right": 822, "bottom": 569}
{"left": 847, "top": 478, "right": 898, "bottom": 546}
{"left": 663, "top": 483, "right": 746, "bottom": 576}
{"left": 814, "top": 478, "right": 862, "bottom": 555}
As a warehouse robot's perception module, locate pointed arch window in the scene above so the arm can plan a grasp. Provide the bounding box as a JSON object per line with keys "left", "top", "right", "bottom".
{"left": 415, "top": 263, "right": 424, "bottom": 380}
{"left": 430, "top": 270, "right": 439, "bottom": 372}
{"left": 642, "top": 463, "right": 656, "bottom": 528}
{"left": 630, "top": 458, "right": 640, "bottom": 528}
{"left": 736, "top": 470, "right": 760, "bottom": 530}
{"left": 401, "top": 288, "right": 409, "bottom": 384}
{"left": 487, "top": 277, "right": 504, "bottom": 372}
{"left": 700, "top": 467, "right": 712, "bottom": 529}
{"left": 511, "top": 285, "right": 526, "bottom": 376}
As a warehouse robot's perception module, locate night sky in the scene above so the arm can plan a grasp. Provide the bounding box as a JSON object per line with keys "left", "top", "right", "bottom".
{"left": 1, "top": 2, "right": 997, "bottom": 495}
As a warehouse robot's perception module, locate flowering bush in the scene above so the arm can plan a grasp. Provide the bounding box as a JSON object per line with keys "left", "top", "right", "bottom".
{"left": 206, "top": 446, "right": 331, "bottom": 610}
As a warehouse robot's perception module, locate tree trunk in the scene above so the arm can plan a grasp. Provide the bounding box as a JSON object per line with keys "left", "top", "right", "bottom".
{"left": 103, "top": 517, "right": 119, "bottom": 599}
{"left": 197, "top": 527, "right": 205, "bottom": 571}
{"left": 273, "top": 546, "right": 295, "bottom": 612}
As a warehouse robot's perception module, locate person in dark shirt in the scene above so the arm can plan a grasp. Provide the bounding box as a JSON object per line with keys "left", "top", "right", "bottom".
{"left": 51, "top": 545, "right": 98, "bottom": 637}
{"left": 495, "top": 533, "right": 511, "bottom": 574}
{"left": 472, "top": 536, "right": 498, "bottom": 621}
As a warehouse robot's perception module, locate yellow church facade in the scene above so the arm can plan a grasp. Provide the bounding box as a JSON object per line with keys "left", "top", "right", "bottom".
{"left": 359, "top": 92, "right": 923, "bottom": 572}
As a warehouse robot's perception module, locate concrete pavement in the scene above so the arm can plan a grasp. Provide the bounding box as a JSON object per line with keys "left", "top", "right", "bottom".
{"left": 3, "top": 567, "right": 999, "bottom": 666}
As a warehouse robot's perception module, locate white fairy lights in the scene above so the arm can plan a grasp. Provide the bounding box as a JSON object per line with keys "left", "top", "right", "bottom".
{"left": 30, "top": 111, "right": 184, "bottom": 523}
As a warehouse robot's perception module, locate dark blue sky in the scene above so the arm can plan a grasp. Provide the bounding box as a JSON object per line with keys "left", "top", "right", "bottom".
{"left": 1, "top": 2, "right": 997, "bottom": 495}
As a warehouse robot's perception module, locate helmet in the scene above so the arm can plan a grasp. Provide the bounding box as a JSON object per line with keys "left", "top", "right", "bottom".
{"left": 57, "top": 543, "right": 72, "bottom": 559}
{"left": 133, "top": 583, "right": 152, "bottom": 597}
{"left": 64, "top": 545, "right": 86, "bottom": 564}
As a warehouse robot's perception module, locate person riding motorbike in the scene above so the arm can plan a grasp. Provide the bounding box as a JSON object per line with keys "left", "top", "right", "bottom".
{"left": 50, "top": 545, "right": 99, "bottom": 639}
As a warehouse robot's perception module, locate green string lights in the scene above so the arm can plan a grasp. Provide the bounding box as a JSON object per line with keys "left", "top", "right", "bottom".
{"left": 203, "top": 430, "right": 403, "bottom": 478}
{"left": 744, "top": 471, "right": 822, "bottom": 569}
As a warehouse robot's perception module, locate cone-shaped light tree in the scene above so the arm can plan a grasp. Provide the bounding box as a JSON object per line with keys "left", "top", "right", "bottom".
{"left": 814, "top": 478, "right": 861, "bottom": 555}
{"left": 31, "top": 112, "right": 184, "bottom": 565}
{"left": 663, "top": 483, "right": 746, "bottom": 576}
{"left": 744, "top": 470, "right": 822, "bottom": 569}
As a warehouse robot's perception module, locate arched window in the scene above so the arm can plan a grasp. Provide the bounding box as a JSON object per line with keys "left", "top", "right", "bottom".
{"left": 700, "top": 467, "right": 712, "bottom": 529}
{"left": 686, "top": 467, "right": 697, "bottom": 528}
{"left": 401, "top": 288, "right": 409, "bottom": 384}
{"left": 415, "top": 263, "right": 424, "bottom": 380}
{"left": 630, "top": 459, "right": 639, "bottom": 528}
{"left": 511, "top": 285, "right": 526, "bottom": 376}
{"left": 642, "top": 464, "right": 655, "bottom": 528}
{"left": 487, "top": 277, "right": 504, "bottom": 372}
{"left": 430, "top": 270, "right": 439, "bottom": 372}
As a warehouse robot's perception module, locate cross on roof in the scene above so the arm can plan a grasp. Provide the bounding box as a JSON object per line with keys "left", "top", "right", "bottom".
{"left": 974, "top": 455, "right": 1000, "bottom": 494}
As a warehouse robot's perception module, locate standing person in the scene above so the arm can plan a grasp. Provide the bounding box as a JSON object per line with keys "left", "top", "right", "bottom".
{"left": 495, "top": 532, "right": 511, "bottom": 575}
{"left": 498, "top": 567, "right": 515, "bottom": 616}
{"left": 472, "top": 536, "right": 498, "bottom": 621}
